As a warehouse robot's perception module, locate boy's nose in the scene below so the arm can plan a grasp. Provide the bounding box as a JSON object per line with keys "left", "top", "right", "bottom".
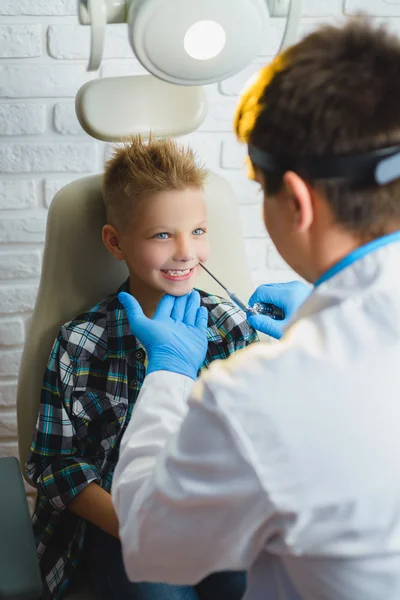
{"left": 173, "top": 236, "right": 194, "bottom": 262}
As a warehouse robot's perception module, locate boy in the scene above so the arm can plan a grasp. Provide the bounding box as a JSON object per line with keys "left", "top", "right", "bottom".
{"left": 26, "top": 136, "right": 258, "bottom": 600}
{"left": 112, "top": 19, "right": 400, "bottom": 600}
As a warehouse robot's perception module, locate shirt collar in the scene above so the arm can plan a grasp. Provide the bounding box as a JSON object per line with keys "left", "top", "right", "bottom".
{"left": 106, "top": 280, "right": 223, "bottom": 356}
{"left": 314, "top": 230, "right": 400, "bottom": 287}
{"left": 107, "top": 278, "right": 142, "bottom": 357}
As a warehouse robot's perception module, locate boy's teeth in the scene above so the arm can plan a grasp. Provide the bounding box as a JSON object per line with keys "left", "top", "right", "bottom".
{"left": 165, "top": 269, "right": 191, "bottom": 276}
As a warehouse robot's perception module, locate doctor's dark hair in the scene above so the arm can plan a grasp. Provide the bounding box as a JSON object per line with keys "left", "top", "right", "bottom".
{"left": 103, "top": 135, "right": 208, "bottom": 230}
{"left": 235, "top": 18, "right": 400, "bottom": 237}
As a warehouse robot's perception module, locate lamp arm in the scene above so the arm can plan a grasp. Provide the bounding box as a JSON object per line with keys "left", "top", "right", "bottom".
{"left": 266, "top": 0, "right": 302, "bottom": 53}
{"left": 78, "top": 0, "right": 129, "bottom": 71}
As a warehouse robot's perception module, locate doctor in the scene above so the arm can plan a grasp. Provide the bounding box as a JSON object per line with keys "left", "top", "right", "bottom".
{"left": 113, "top": 19, "right": 400, "bottom": 600}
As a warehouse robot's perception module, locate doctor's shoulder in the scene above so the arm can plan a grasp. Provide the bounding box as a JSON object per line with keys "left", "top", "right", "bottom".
{"left": 196, "top": 288, "right": 259, "bottom": 369}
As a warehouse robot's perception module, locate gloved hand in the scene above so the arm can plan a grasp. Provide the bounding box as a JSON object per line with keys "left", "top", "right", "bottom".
{"left": 247, "top": 281, "right": 311, "bottom": 339}
{"left": 118, "top": 290, "right": 209, "bottom": 380}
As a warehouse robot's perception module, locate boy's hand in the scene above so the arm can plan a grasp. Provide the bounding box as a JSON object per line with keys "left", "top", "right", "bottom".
{"left": 118, "top": 290, "right": 209, "bottom": 380}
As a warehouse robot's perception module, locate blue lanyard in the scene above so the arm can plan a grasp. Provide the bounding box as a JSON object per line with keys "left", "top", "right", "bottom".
{"left": 314, "top": 230, "right": 400, "bottom": 287}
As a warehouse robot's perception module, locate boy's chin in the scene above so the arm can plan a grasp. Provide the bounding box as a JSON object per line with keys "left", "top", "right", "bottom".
{"left": 162, "top": 282, "right": 193, "bottom": 296}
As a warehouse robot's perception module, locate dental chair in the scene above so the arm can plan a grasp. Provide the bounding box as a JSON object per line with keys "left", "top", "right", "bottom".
{"left": 13, "top": 75, "right": 256, "bottom": 599}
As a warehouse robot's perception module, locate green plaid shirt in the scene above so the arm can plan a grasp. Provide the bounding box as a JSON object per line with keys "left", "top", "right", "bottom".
{"left": 26, "top": 280, "right": 258, "bottom": 599}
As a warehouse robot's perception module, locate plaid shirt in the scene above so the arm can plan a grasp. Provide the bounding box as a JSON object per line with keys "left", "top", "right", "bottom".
{"left": 26, "top": 280, "right": 258, "bottom": 599}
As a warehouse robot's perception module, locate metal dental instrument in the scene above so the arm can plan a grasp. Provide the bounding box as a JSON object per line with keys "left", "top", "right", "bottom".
{"left": 199, "top": 263, "right": 285, "bottom": 320}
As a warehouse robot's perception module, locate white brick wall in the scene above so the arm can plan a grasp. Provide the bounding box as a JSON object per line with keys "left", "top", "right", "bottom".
{"left": 345, "top": 0, "right": 400, "bottom": 16}
{"left": 0, "top": 65, "right": 94, "bottom": 97}
{"left": 0, "top": 251, "right": 41, "bottom": 279}
{"left": 0, "top": 180, "right": 37, "bottom": 208}
{"left": 0, "top": 1, "right": 399, "bottom": 504}
{"left": 0, "top": 24, "right": 42, "bottom": 58}
{"left": 0, "top": 1, "right": 76, "bottom": 15}
{"left": 0, "top": 318, "right": 25, "bottom": 345}
{"left": 0, "top": 103, "right": 46, "bottom": 135}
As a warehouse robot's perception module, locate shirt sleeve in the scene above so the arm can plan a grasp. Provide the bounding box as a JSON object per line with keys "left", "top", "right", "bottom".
{"left": 224, "top": 303, "right": 259, "bottom": 353}
{"left": 235, "top": 321, "right": 259, "bottom": 350}
{"left": 25, "top": 329, "right": 101, "bottom": 510}
{"left": 112, "top": 368, "right": 270, "bottom": 585}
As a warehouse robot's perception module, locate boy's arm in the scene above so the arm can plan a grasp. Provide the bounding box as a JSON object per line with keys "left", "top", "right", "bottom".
{"left": 238, "top": 323, "right": 259, "bottom": 348}
{"left": 231, "top": 311, "right": 259, "bottom": 352}
{"left": 26, "top": 331, "right": 117, "bottom": 536}
{"left": 69, "top": 482, "right": 119, "bottom": 538}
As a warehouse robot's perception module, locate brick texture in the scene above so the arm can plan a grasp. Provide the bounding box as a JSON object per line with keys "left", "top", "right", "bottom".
{"left": 0, "top": 180, "right": 37, "bottom": 209}
{"left": 345, "top": 1, "right": 400, "bottom": 16}
{"left": 0, "top": 319, "right": 25, "bottom": 345}
{"left": 0, "top": 142, "right": 97, "bottom": 172}
{"left": 0, "top": 104, "right": 46, "bottom": 135}
{"left": 0, "top": 1, "right": 76, "bottom": 15}
{"left": 48, "top": 24, "right": 132, "bottom": 60}
{"left": 0, "top": 65, "right": 94, "bottom": 98}
{"left": 0, "top": 24, "right": 41, "bottom": 58}
{"left": 0, "top": 251, "right": 41, "bottom": 279}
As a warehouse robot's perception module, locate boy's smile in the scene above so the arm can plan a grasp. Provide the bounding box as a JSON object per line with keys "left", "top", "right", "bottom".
{"left": 160, "top": 266, "right": 198, "bottom": 281}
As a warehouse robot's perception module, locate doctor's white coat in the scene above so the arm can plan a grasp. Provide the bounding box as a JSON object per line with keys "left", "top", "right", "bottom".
{"left": 112, "top": 241, "right": 400, "bottom": 600}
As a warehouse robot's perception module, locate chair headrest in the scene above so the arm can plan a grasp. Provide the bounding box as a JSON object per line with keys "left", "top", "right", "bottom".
{"left": 75, "top": 75, "right": 208, "bottom": 142}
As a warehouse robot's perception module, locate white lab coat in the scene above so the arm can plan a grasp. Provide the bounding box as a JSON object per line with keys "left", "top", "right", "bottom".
{"left": 112, "top": 240, "right": 400, "bottom": 600}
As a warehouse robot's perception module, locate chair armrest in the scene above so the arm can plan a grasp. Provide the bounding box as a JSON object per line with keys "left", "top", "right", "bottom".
{"left": 0, "top": 457, "right": 42, "bottom": 600}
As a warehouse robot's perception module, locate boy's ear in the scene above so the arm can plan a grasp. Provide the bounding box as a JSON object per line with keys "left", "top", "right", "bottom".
{"left": 283, "top": 171, "right": 314, "bottom": 232}
{"left": 102, "top": 224, "right": 125, "bottom": 261}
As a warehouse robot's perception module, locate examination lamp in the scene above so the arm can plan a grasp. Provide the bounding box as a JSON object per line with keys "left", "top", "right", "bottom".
{"left": 78, "top": 0, "right": 302, "bottom": 85}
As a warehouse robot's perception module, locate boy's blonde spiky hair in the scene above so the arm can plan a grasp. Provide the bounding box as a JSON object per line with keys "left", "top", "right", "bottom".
{"left": 103, "top": 135, "right": 208, "bottom": 230}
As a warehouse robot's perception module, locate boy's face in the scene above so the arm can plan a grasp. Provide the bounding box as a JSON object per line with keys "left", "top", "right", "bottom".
{"left": 107, "top": 187, "right": 209, "bottom": 300}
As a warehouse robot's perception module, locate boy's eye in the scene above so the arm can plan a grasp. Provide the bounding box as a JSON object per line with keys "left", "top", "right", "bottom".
{"left": 154, "top": 232, "right": 170, "bottom": 240}
{"left": 193, "top": 228, "right": 206, "bottom": 236}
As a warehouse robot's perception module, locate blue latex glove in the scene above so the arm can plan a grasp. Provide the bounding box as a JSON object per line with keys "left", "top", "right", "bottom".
{"left": 118, "top": 290, "right": 209, "bottom": 380}
{"left": 247, "top": 281, "right": 311, "bottom": 339}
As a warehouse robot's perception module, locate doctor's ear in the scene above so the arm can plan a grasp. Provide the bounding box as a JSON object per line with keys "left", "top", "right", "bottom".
{"left": 283, "top": 171, "right": 314, "bottom": 232}
{"left": 102, "top": 224, "right": 125, "bottom": 261}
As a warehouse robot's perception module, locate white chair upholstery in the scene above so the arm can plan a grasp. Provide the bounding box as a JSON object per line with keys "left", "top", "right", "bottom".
{"left": 75, "top": 75, "right": 208, "bottom": 141}
{"left": 16, "top": 170, "right": 255, "bottom": 599}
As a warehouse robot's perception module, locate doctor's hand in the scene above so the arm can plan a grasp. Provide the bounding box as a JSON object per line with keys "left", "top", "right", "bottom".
{"left": 247, "top": 281, "right": 311, "bottom": 339}
{"left": 118, "top": 291, "right": 209, "bottom": 380}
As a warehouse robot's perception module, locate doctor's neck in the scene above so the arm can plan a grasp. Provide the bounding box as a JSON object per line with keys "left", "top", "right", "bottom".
{"left": 308, "top": 217, "right": 400, "bottom": 285}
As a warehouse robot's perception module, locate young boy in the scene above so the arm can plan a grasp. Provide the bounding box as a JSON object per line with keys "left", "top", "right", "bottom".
{"left": 25, "top": 136, "right": 258, "bottom": 600}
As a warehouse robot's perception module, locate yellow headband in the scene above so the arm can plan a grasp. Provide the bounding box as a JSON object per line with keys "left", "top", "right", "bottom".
{"left": 234, "top": 49, "right": 291, "bottom": 144}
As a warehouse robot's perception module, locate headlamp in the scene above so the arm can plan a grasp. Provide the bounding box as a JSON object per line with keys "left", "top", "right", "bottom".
{"left": 248, "top": 144, "right": 400, "bottom": 186}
